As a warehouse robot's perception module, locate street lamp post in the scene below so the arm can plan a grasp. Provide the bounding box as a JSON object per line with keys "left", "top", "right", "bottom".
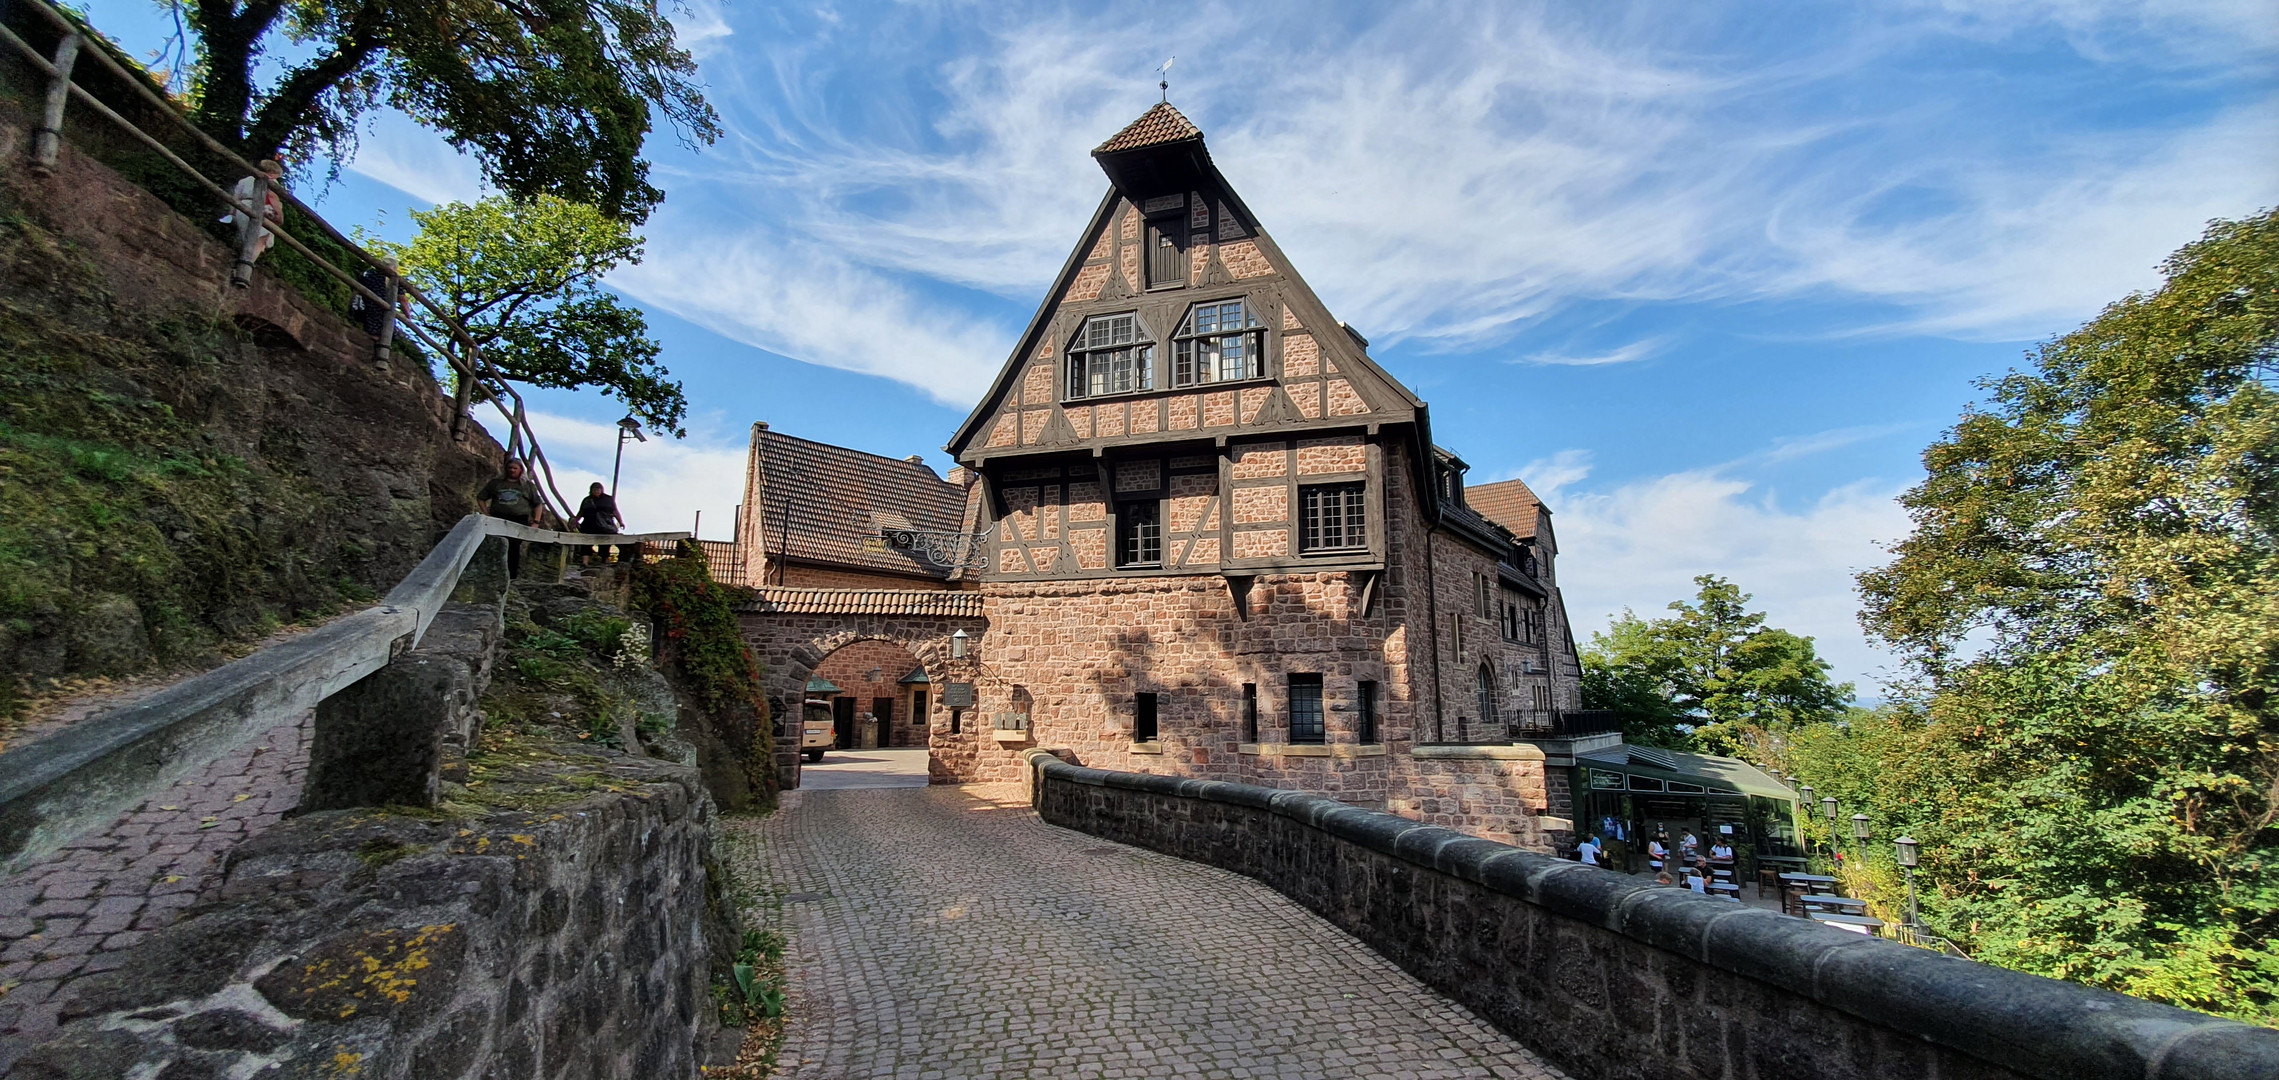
{"left": 1894, "top": 835, "right": 1921, "bottom": 937}
{"left": 612, "top": 416, "right": 646, "bottom": 493}
{"left": 1850, "top": 812, "right": 1871, "bottom": 871}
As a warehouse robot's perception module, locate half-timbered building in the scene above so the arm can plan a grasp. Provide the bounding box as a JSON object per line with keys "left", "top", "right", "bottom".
{"left": 930, "top": 103, "right": 1587, "bottom": 846}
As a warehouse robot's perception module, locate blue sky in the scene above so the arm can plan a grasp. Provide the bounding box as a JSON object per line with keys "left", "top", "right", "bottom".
{"left": 80, "top": 0, "right": 2278, "bottom": 692}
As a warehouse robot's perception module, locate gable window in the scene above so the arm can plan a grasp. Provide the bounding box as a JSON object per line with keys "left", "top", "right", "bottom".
{"left": 1288, "top": 674, "right": 1325, "bottom": 744}
{"left": 1172, "top": 299, "right": 1264, "bottom": 387}
{"left": 1298, "top": 482, "right": 1367, "bottom": 552}
{"left": 1067, "top": 313, "right": 1155, "bottom": 399}
{"left": 1147, "top": 222, "right": 1185, "bottom": 287}
{"left": 1117, "top": 499, "right": 1162, "bottom": 568}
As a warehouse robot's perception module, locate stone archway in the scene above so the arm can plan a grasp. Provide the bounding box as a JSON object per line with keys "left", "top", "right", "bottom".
{"left": 737, "top": 607, "right": 990, "bottom": 789}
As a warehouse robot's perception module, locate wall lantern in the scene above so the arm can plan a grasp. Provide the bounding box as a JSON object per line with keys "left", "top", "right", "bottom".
{"left": 950, "top": 628, "right": 969, "bottom": 660}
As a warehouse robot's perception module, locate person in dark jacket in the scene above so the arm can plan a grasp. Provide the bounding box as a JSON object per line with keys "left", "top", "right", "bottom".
{"left": 477, "top": 459, "right": 544, "bottom": 577}
{"left": 576, "top": 482, "right": 625, "bottom": 565}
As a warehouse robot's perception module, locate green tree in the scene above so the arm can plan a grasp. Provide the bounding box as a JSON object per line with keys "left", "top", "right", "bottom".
{"left": 168, "top": 0, "right": 718, "bottom": 221}
{"left": 1842, "top": 209, "right": 2279, "bottom": 1024}
{"left": 1580, "top": 574, "right": 1853, "bottom": 750}
{"left": 366, "top": 195, "right": 686, "bottom": 435}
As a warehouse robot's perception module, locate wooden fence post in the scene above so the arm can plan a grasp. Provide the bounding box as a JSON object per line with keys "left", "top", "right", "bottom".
{"left": 29, "top": 33, "right": 80, "bottom": 174}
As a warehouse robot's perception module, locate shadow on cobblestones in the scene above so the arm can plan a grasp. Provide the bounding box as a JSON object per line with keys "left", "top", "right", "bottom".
{"left": 728, "top": 783, "right": 1567, "bottom": 1080}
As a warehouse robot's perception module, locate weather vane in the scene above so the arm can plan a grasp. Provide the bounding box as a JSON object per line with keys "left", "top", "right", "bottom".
{"left": 1157, "top": 56, "right": 1175, "bottom": 103}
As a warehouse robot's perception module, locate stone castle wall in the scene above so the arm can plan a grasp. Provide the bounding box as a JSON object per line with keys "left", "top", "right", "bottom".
{"left": 1033, "top": 759, "right": 2279, "bottom": 1080}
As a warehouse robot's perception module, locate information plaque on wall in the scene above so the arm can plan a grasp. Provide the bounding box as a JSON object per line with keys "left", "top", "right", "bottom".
{"left": 942, "top": 682, "right": 976, "bottom": 709}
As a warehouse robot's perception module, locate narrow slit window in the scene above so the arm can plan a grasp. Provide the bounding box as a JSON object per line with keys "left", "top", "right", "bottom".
{"left": 1357, "top": 681, "right": 1379, "bottom": 744}
{"left": 1288, "top": 674, "right": 1325, "bottom": 744}
{"left": 1134, "top": 692, "right": 1159, "bottom": 742}
{"left": 1242, "top": 683, "right": 1259, "bottom": 743}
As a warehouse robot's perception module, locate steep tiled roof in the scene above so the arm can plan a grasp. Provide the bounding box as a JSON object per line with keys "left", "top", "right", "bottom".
{"left": 1466, "top": 478, "right": 1545, "bottom": 539}
{"left": 740, "top": 588, "right": 985, "bottom": 618}
{"left": 753, "top": 428, "right": 970, "bottom": 579}
{"left": 1093, "top": 102, "right": 1202, "bottom": 155}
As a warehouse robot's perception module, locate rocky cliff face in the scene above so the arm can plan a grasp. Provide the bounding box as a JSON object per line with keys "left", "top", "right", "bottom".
{"left": 0, "top": 95, "right": 503, "bottom": 714}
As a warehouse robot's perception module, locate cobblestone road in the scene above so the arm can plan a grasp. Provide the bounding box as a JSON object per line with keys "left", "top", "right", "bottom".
{"left": 0, "top": 712, "right": 310, "bottom": 1066}
{"left": 730, "top": 784, "right": 1567, "bottom": 1080}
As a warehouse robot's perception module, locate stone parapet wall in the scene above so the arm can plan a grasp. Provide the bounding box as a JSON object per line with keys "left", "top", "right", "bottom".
{"left": 1030, "top": 756, "right": 2279, "bottom": 1080}
{"left": 11, "top": 749, "right": 735, "bottom": 1080}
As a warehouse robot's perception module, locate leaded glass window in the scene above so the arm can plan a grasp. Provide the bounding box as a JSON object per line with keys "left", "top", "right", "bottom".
{"left": 1067, "top": 313, "right": 1155, "bottom": 399}
{"left": 1172, "top": 300, "right": 1264, "bottom": 387}
{"left": 1299, "top": 483, "right": 1368, "bottom": 552}
{"left": 1288, "top": 674, "right": 1324, "bottom": 744}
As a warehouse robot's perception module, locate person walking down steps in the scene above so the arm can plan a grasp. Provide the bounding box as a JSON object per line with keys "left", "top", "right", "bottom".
{"left": 577, "top": 482, "right": 625, "bottom": 566}
{"left": 478, "top": 458, "right": 544, "bottom": 577}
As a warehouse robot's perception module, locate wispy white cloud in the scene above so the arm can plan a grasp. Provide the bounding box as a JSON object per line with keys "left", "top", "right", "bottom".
{"left": 1513, "top": 339, "right": 1665, "bottom": 367}
{"left": 1495, "top": 449, "right": 1595, "bottom": 501}
{"left": 344, "top": 112, "right": 487, "bottom": 207}
{"left": 1555, "top": 470, "right": 1913, "bottom": 691}
{"left": 614, "top": 1, "right": 2277, "bottom": 402}
{"left": 474, "top": 411, "right": 748, "bottom": 540}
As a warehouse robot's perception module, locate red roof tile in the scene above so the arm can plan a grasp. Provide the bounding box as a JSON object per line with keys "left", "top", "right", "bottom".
{"left": 1466, "top": 478, "right": 1545, "bottom": 539}
{"left": 1094, "top": 102, "right": 1202, "bottom": 155}
{"left": 740, "top": 588, "right": 984, "bottom": 618}
{"left": 753, "top": 428, "right": 972, "bottom": 579}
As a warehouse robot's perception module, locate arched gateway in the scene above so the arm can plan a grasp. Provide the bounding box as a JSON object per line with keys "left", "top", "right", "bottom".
{"left": 737, "top": 588, "right": 988, "bottom": 788}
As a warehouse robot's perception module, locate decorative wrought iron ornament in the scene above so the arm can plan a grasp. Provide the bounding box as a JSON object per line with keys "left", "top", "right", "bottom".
{"left": 881, "top": 528, "right": 991, "bottom": 570}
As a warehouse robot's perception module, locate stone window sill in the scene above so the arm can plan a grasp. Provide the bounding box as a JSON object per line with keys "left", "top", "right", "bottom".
{"left": 1409, "top": 743, "right": 1545, "bottom": 761}
{"left": 990, "top": 729, "right": 1032, "bottom": 744}
{"left": 1129, "top": 741, "right": 1165, "bottom": 755}
{"left": 1238, "top": 743, "right": 1387, "bottom": 759}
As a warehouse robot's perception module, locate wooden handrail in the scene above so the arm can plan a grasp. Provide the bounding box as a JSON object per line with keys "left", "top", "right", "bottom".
{"left": 0, "top": 516, "right": 690, "bottom": 873}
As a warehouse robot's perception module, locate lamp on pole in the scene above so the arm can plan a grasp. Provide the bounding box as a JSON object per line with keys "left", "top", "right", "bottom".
{"left": 1894, "top": 835, "right": 1921, "bottom": 936}
{"left": 612, "top": 416, "right": 646, "bottom": 493}
{"left": 1850, "top": 812, "right": 1871, "bottom": 871}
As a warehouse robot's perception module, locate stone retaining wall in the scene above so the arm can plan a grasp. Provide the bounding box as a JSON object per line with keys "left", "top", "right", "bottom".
{"left": 10, "top": 750, "right": 734, "bottom": 1080}
{"left": 1029, "top": 755, "right": 2279, "bottom": 1080}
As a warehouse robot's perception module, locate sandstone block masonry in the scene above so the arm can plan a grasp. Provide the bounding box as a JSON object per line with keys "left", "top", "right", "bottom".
{"left": 963, "top": 571, "right": 1565, "bottom": 850}
{"left": 10, "top": 749, "right": 735, "bottom": 1080}
{"left": 1032, "top": 757, "right": 2279, "bottom": 1080}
